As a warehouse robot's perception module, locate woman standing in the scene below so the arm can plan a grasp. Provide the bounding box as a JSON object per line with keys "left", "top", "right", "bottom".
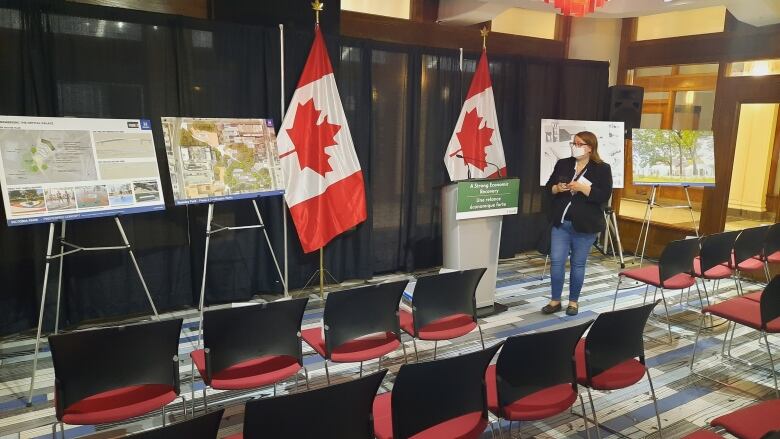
{"left": 542, "top": 131, "right": 613, "bottom": 316}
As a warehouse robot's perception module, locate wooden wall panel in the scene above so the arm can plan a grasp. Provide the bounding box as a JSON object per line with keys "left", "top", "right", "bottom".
{"left": 341, "top": 11, "right": 566, "bottom": 58}
{"left": 66, "top": 0, "right": 208, "bottom": 18}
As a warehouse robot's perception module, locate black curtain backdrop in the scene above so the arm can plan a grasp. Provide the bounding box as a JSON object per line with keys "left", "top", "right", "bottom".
{"left": 0, "top": 0, "right": 608, "bottom": 336}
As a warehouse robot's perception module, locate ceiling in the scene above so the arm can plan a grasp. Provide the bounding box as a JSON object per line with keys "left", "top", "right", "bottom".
{"left": 437, "top": 0, "right": 780, "bottom": 27}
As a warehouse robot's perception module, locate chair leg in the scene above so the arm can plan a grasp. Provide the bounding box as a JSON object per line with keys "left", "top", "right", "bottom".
{"left": 642, "top": 285, "right": 650, "bottom": 305}
{"left": 660, "top": 288, "right": 673, "bottom": 343}
{"left": 727, "top": 322, "right": 737, "bottom": 357}
{"left": 690, "top": 313, "right": 706, "bottom": 371}
{"left": 180, "top": 395, "right": 187, "bottom": 418}
{"left": 304, "top": 366, "right": 310, "bottom": 390}
{"left": 764, "top": 331, "right": 779, "bottom": 399}
{"left": 646, "top": 367, "right": 664, "bottom": 439}
{"left": 765, "top": 261, "right": 772, "bottom": 284}
{"left": 202, "top": 387, "right": 208, "bottom": 412}
{"left": 413, "top": 339, "right": 419, "bottom": 362}
{"left": 359, "top": 361, "right": 363, "bottom": 377}
{"left": 377, "top": 356, "right": 382, "bottom": 372}
{"left": 721, "top": 321, "right": 731, "bottom": 357}
{"left": 579, "top": 392, "right": 592, "bottom": 439}
{"left": 324, "top": 359, "right": 331, "bottom": 384}
{"left": 694, "top": 279, "right": 705, "bottom": 309}
{"left": 735, "top": 272, "right": 743, "bottom": 296}
{"left": 488, "top": 419, "right": 497, "bottom": 439}
{"left": 401, "top": 339, "right": 408, "bottom": 365}
{"left": 586, "top": 388, "right": 602, "bottom": 439}
{"left": 51, "top": 422, "right": 56, "bottom": 439}
{"left": 190, "top": 361, "right": 196, "bottom": 415}
{"left": 162, "top": 403, "right": 167, "bottom": 426}
{"left": 612, "top": 276, "right": 622, "bottom": 311}
{"left": 478, "top": 324, "right": 486, "bottom": 350}
{"left": 433, "top": 341, "right": 438, "bottom": 360}
{"left": 273, "top": 383, "right": 277, "bottom": 396}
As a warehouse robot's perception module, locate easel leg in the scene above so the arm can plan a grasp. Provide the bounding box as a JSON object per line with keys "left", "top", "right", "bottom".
{"left": 197, "top": 203, "right": 215, "bottom": 346}
{"left": 28, "top": 222, "right": 55, "bottom": 406}
{"left": 115, "top": 217, "right": 159, "bottom": 318}
{"left": 684, "top": 186, "right": 699, "bottom": 237}
{"left": 53, "top": 220, "right": 66, "bottom": 334}
{"left": 611, "top": 211, "right": 625, "bottom": 268}
{"left": 252, "top": 199, "right": 286, "bottom": 292}
{"left": 639, "top": 186, "right": 657, "bottom": 266}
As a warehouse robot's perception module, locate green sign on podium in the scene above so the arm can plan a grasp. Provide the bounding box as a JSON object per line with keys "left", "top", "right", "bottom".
{"left": 456, "top": 178, "right": 519, "bottom": 220}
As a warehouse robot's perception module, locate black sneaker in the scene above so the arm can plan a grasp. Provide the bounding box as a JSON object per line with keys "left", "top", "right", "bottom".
{"left": 566, "top": 304, "right": 579, "bottom": 316}
{"left": 541, "top": 302, "right": 562, "bottom": 314}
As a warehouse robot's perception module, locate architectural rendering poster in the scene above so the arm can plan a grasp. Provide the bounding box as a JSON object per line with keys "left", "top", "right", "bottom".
{"left": 631, "top": 128, "right": 715, "bottom": 186}
{"left": 162, "top": 117, "right": 284, "bottom": 205}
{"left": 0, "top": 116, "right": 165, "bottom": 226}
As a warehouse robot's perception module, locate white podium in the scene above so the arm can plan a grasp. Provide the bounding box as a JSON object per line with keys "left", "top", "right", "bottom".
{"left": 441, "top": 182, "right": 505, "bottom": 311}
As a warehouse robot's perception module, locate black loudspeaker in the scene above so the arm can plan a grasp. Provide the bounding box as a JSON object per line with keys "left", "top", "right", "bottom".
{"left": 607, "top": 85, "right": 644, "bottom": 139}
{"left": 211, "top": 0, "right": 341, "bottom": 32}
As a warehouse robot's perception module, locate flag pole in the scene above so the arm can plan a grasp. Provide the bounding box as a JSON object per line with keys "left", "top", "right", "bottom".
{"left": 319, "top": 247, "right": 324, "bottom": 297}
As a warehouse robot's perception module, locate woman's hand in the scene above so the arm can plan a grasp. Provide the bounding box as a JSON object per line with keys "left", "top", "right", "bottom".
{"left": 568, "top": 180, "right": 591, "bottom": 196}
{"left": 552, "top": 182, "right": 568, "bottom": 194}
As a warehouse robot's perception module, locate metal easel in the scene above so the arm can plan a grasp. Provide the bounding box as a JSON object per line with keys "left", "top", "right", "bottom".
{"left": 634, "top": 185, "right": 699, "bottom": 266}
{"left": 27, "top": 216, "right": 159, "bottom": 405}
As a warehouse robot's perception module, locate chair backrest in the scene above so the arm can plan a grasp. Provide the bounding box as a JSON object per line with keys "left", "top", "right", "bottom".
{"left": 761, "top": 275, "right": 780, "bottom": 328}
{"left": 495, "top": 320, "right": 592, "bottom": 413}
{"left": 583, "top": 302, "right": 658, "bottom": 381}
{"left": 128, "top": 408, "right": 223, "bottom": 439}
{"left": 323, "top": 280, "right": 407, "bottom": 356}
{"left": 700, "top": 230, "right": 741, "bottom": 274}
{"left": 203, "top": 297, "right": 308, "bottom": 377}
{"left": 242, "top": 370, "right": 386, "bottom": 439}
{"left": 765, "top": 223, "right": 780, "bottom": 258}
{"left": 390, "top": 342, "right": 502, "bottom": 439}
{"left": 49, "top": 318, "right": 182, "bottom": 419}
{"left": 411, "top": 268, "right": 486, "bottom": 333}
{"left": 659, "top": 238, "right": 699, "bottom": 286}
{"left": 734, "top": 225, "right": 771, "bottom": 266}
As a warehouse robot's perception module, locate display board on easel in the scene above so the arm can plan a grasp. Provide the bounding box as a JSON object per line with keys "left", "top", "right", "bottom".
{"left": 0, "top": 116, "right": 165, "bottom": 225}
{"left": 161, "top": 116, "right": 287, "bottom": 344}
{"left": 0, "top": 115, "right": 167, "bottom": 405}
{"left": 631, "top": 128, "right": 716, "bottom": 264}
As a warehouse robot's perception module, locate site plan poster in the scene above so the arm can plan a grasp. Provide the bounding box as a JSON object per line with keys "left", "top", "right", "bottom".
{"left": 161, "top": 117, "right": 284, "bottom": 205}
{"left": 0, "top": 116, "right": 165, "bottom": 226}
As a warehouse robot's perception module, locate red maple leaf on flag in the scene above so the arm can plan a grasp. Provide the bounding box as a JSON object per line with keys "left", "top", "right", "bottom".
{"left": 455, "top": 109, "right": 493, "bottom": 170}
{"left": 285, "top": 98, "right": 341, "bottom": 177}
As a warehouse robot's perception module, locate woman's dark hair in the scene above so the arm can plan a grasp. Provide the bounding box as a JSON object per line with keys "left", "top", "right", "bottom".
{"left": 575, "top": 131, "right": 602, "bottom": 164}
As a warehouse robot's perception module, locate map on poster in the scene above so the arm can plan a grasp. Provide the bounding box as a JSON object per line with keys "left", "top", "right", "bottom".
{"left": 161, "top": 117, "right": 284, "bottom": 205}
{"left": 539, "top": 119, "right": 625, "bottom": 188}
{"left": 0, "top": 116, "right": 165, "bottom": 226}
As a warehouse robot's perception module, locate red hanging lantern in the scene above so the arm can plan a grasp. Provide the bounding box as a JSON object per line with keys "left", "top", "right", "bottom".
{"left": 545, "top": 0, "right": 609, "bottom": 17}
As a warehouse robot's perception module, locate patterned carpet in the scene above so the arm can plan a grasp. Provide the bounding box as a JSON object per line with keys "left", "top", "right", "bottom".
{"left": 0, "top": 251, "right": 778, "bottom": 439}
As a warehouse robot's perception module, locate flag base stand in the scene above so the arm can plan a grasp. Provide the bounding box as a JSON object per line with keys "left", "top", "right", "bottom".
{"left": 195, "top": 199, "right": 287, "bottom": 346}
{"left": 301, "top": 248, "right": 339, "bottom": 298}
{"left": 27, "top": 217, "right": 159, "bottom": 406}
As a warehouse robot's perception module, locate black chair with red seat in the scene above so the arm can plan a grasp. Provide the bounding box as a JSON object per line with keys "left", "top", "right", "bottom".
{"left": 690, "top": 275, "right": 780, "bottom": 398}
{"left": 127, "top": 408, "right": 223, "bottom": 439}
{"left": 191, "top": 297, "right": 309, "bottom": 411}
{"left": 372, "top": 343, "right": 502, "bottom": 439}
{"left": 577, "top": 301, "right": 664, "bottom": 439}
{"left": 486, "top": 320, "right": 594, "bottom": 438}
{"left": 49, "top": 318, "right": 184, "bottom": 437}
{"left": 612, "top": 238, "right": 700, "bottom": 342}
{"left": 733, "top": 225, "right": 772, "bottom": 295}
{"left": 694, "top": 231, "right": 741, "bottom": 305}
{"left": 680, "top": 399, "right": 780, "bottom": 439}
{"left": 763, "top": 223, "right": 780, "bottom": 279}
{"left": 302, "top": 280, "right": 407, "bottom": 383}
{"left": 227, "top": 370, "right": 386, "bottom": 439}
{"left": 400, "top": 268, "right": 486, "bottom": 360}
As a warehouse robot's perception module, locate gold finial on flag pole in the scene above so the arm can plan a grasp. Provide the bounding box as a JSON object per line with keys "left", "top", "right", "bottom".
{"left": 311, "top": 0, "right": 324, "bottom": 25}
{"left": 480, "top": 26, "right": 489, "bottom": 49}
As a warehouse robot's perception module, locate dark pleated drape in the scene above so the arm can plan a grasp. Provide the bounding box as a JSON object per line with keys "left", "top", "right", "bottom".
{"left": 0, "top": 0, "right": 608, "bottom": 336}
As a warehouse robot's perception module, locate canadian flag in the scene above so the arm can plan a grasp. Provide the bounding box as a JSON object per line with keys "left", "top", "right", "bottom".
{"left": 444, "top": 49, "right": 507, "bottom": 181}
{"left": 277, "top": 26, "right": 366, "bottom": 253}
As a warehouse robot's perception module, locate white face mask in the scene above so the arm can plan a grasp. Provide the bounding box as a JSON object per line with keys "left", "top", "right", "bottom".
{"left": 571, "top": 146, "right": 587, "bottom": 158}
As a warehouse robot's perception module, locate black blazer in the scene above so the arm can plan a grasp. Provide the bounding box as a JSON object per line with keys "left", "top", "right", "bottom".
{"left": 545, "top": 157, "right": 613, "bottom": 234}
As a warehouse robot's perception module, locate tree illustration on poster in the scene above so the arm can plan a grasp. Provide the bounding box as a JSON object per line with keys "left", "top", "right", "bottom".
{"left": 632, "top": 128, "right": 715, "bottom": 186}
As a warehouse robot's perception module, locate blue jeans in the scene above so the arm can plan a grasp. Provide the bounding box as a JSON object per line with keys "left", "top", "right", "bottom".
{"left": 550, "top": 221, "right": 596, "bottom": 302}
